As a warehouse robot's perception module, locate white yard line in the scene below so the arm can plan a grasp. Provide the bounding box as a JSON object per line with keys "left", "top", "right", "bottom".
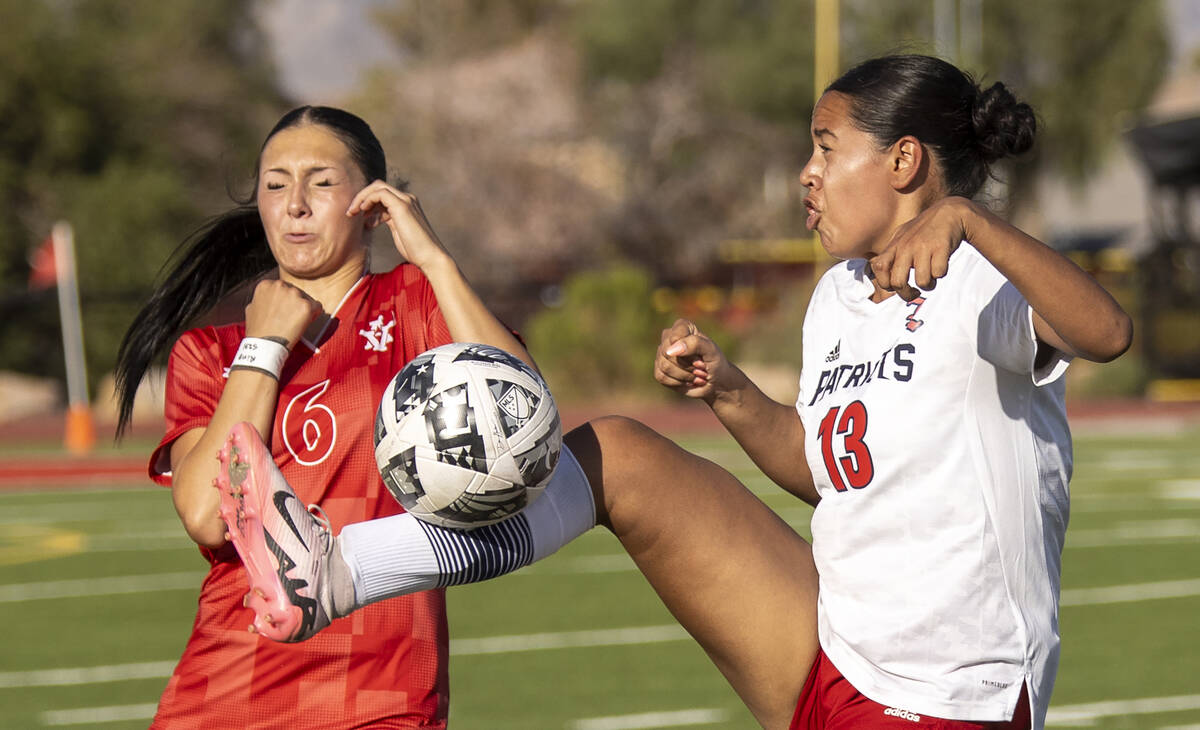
{"left": 449, "top": 624, "right": 688, "bottom": 655}
{"left": 1158, "top": 480, "right": 1200, "bottom": 500}
{"left": 1066, "top": 519, "right": 1200, "bottom": 548}
{"left": 1029, "top": 481, "right": 1200, "bottom": 513}
{"left": 0, "top": 487, "right": 139, "bottom": 501}
{"left": 0, "top": 625, "right": 690, "bottom": 689}
{"left": 0, "top": 504, "right": 164, "bottom": 525}
{"left": 1047, "top": 693, "right": 1200, "bottom": 725}
{"left": 0, "top": 661, "right": 177, "bottom": 688}
{"left": 41, "top": 703, "right": 160, "bottom": 726}
{"left": 1068, "top": 496, "right": 1174, "bottom": 514}
{"left": 1061, "top": 578, "right": 1200, "bottom": 606}
{"left": 1085, "top": 450, "right": 1194, "bottom": 471}
{"left": 85, "top": 531, "right": 194, "bottom": 552}
{"left": 0, "top": 524, "right": 191, "bottom": 550}
{"left": 37, "top": 675, "right": 724, "bottom": 727}
{"left": 0, "top": 572, "right": 202, "bottom": 603}
{"left": 571, "top": 708, "right": 728, "bottom": 729}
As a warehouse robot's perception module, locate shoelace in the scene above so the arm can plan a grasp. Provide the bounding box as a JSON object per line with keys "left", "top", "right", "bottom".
{"left": 306, "top": 504, "right": 333, "bottom": 535}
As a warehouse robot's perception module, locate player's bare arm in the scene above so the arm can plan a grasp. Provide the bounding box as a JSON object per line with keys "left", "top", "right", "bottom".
{"left": 170, "top": 280, "right": 318, "bottom": 547}
{"left": 657, "top": 319, "right": 818, "bottom": 505}
{"left": 871, "top": 196, "right": 1132, "bottom": 363}
{"left": 348, "top": 180, "right": 535, "bottom": 370}
{"left": 957, "top": 198, "right": 1132, "bottom": 362}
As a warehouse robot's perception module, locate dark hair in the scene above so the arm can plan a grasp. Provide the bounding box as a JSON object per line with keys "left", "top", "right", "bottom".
{"left": 113, "top": 106, "right": 386, "bottom": 436}
{"left": 826, "top": 54, "right": 1036, "bottom": 198}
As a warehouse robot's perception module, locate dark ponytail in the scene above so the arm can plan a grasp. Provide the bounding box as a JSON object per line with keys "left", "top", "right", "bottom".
{"left": 114, "top": 105, "right": 388, "bottom": 437}
{"left": 113, "top": 207, "right": 273, "bottom": 435}
{"left": 826, "top": 54, "right": 1036, "bottom": 198}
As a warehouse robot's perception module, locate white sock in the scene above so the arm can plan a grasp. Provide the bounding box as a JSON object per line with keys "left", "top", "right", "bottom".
{"left": 339, "top": 445, "right": 596, "bottom": 607}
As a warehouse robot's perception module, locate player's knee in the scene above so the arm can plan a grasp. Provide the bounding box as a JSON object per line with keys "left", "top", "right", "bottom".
{"left": 564, "top": 416, "right": 676, "bottom": 525}
{"left": 574, "top": 416, "right": 665, "bottom": 471}
{"left": 590, "top": 414, "right": 659, "bottom": 443}
{"left": 566, "top": 415, "right": 645, "bottom": 480}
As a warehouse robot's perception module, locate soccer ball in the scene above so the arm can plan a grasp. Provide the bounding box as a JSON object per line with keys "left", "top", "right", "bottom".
{"left": 374, "top": 343, "right": 562, "bottom": 529}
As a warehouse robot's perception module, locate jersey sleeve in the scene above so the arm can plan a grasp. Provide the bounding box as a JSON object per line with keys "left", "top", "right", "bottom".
{"left": 148, "top": 329, "right": 226, "bottom": 485}
{"left": 421, "top": 275, "right": 453, "bottom": 348}
{"left": 969, "top": 249, "right": 1071, "bottom": 386}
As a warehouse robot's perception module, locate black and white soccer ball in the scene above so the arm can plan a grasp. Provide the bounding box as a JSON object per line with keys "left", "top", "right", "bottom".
{"left": 374, "top": 343, "right": 562, "bottom": 529}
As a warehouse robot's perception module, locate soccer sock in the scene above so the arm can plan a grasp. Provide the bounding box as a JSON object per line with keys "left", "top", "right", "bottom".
{"left": 326, "top": 539, "right": 359, "bottom": 619}
{"left": 337, "top": 445, "right": 596, "bottom": 607}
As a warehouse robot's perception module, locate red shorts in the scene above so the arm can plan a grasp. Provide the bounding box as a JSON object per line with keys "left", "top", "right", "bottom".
{"left": 790, "top": 650, "right": 1031, "bottom": 730}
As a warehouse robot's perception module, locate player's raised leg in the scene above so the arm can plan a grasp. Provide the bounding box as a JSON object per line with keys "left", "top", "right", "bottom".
{"left": 567, "top": 416, "right": 819, "bottom": 730}
{"left": 215, "top": 420, "right": 597, "bottom": 640}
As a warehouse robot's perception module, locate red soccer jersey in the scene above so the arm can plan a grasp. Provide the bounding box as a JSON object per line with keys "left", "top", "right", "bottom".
{"left": 149, "top": 266, "right": 453, "bottom": 730}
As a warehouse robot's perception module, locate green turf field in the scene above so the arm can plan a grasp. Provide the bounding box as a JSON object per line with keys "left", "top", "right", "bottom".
{"left": 1, "top": 424, "right": 1197, "bottom": 729}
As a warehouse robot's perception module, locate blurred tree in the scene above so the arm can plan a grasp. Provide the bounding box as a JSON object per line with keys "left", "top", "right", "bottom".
{"left": 0, "top": 0, "right": 282, "bottom": 402}
{"left": 525, "top": 265, "right": 664, "bottom": 400}
{"left": 358, "top": 1, "right": 609, "bottom": 330}
{"left": 567, "top": 0, "right": 816, "bottom": 280}
{"left": 374, "top": 0, "right": 562, "bottom": 58}
{"left": 573, "top": 0, "right": 815, "bottom": 125}
{"left": 985, "top": 0, "right": 1169, "bottom": 212}
{"left": 841, "top": 0, "right": 1170, "bottom": 214}
{"left": 363, "top": 0, "right": 813, "bottom": 306}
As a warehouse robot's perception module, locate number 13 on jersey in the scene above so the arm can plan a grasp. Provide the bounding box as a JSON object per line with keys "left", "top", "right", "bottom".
{"left": 816, "top": 400, "right": 875, "bottom": 491}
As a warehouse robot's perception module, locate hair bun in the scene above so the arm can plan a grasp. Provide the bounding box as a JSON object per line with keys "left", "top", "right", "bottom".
{"left": 971, "top": 82, "right": 1036, "bottom": 162}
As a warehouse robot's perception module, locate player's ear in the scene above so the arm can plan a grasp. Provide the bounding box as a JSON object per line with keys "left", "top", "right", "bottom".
{"left": 889, "top": 136, "right": 924, "bottom": 191}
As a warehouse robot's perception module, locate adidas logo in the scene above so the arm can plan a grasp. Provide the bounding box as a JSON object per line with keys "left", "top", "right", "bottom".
{"left": 825, "top": 340, "right": 841, "bottom": 363}
{"left": 883, "top": 707, "right": 921, "bottom": 722}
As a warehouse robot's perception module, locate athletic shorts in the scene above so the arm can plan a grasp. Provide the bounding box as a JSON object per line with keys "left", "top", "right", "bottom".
{"left": 789, "top": 649, "right": 1032, "bottom": 729}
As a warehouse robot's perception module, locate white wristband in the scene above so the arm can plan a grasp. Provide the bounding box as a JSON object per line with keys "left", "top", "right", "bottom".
{"left": 230, "top": 337, "right": 290, "bottom": 380}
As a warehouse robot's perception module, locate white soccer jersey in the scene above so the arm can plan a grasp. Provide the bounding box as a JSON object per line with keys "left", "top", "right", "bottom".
{"left": 794, "top": 243, "right": 1072, "bottom": 729}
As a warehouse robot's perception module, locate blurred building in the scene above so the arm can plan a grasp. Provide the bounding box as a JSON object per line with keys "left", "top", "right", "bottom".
{"left": 1034, "top": 66, "right": 1200, "bottom": 254}
{"left": 1125, "top": 67, "right": 1200, "bottom": 389}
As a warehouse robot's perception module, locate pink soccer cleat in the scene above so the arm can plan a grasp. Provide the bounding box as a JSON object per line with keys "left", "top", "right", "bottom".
{"left": 215, "top": 422, "right": 339, "bottom": 642}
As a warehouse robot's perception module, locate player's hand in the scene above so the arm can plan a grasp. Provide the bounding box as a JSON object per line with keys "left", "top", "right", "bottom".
{"left": 866, "top": 196, "right": 977, "bottom": 301}
{"left": 655, "top": 319, "right": 741, "bottom": 404}
{"left": 347, "top": 181, "right": 453, "bottom": 273}
{"left": 244, "top": 279, "right": 322, "bottom": 349}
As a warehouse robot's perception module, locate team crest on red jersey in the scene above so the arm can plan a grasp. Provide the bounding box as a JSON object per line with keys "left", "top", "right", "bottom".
{"left": 360, "top": 314, "right": 396, "bottom": 352}
{"left": 904, "top": 296, "right": 927, "bottom": 332}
